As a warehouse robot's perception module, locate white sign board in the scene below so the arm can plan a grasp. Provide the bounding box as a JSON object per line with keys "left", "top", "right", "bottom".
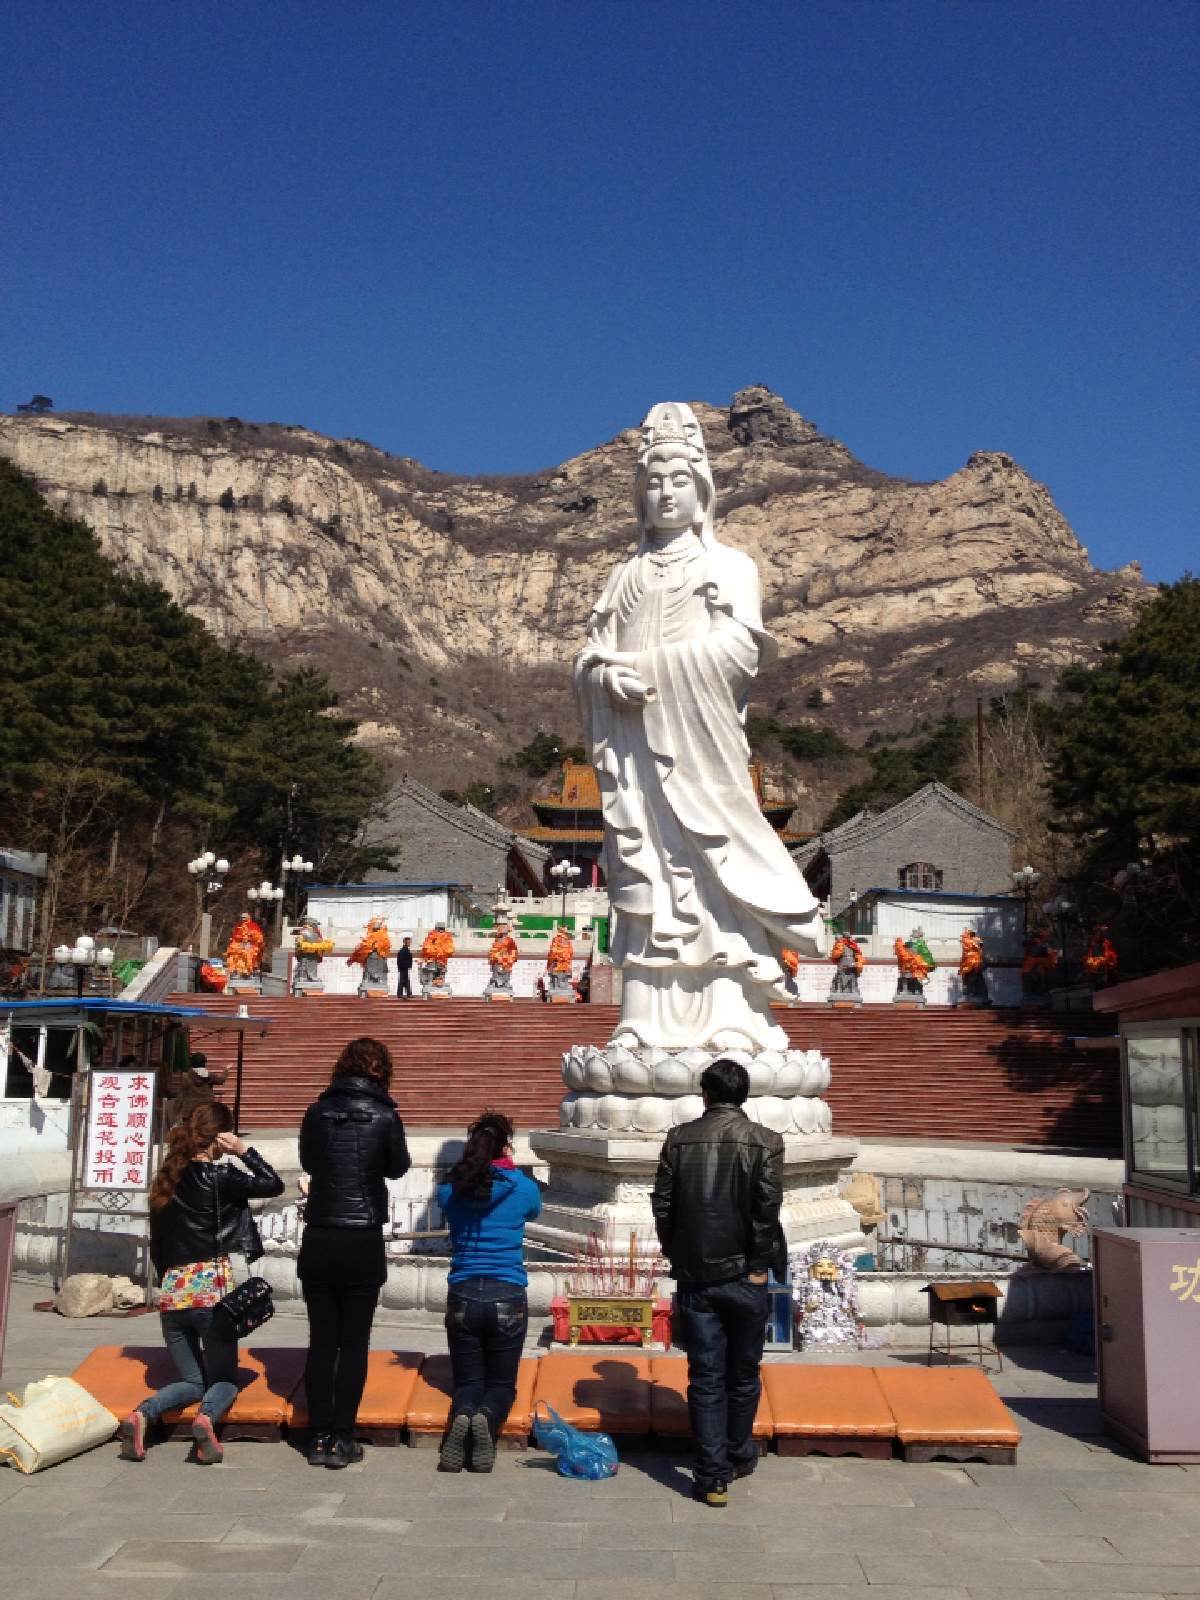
{"left": 84, "top": 1070, "right": 157, "bottom": 1190}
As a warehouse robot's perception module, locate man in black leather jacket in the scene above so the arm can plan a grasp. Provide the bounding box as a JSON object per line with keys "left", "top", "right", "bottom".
{"left": 651, "top": 1058, "right": 785, "bottom": 1506}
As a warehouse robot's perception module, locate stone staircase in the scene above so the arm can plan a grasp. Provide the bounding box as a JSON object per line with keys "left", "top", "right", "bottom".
{"left": 175, "top": 994, "right": 1120, "bottom": 1149}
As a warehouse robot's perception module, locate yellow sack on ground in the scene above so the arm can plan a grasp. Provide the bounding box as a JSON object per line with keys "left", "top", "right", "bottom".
{"left": 0, "top": 1376, "right": 118, "bottom": 1473}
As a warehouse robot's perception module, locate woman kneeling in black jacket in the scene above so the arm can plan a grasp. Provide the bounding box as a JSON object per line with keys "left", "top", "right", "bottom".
{"left": 299, "top": 1036, "right": 411, "bottom": 1468}
{"left": 121, "top": 1102, "right": 284, "bottom": 1464}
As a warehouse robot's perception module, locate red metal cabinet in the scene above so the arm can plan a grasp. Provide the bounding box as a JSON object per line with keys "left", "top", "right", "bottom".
{"left": 1094, "top": 1226, "right": 1200, "bottom": 1462}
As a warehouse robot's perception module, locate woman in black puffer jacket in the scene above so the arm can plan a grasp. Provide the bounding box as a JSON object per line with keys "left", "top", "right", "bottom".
{"left": 298, "top": 1036, "right": 410, "bottom": 1469}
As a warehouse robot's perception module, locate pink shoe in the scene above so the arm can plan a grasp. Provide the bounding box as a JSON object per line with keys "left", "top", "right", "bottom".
{"left": 191, "top": 1414, "right": 223, "bottom": 1465}
{"left": 118, "top": 1410, "right": 147, "bottom": 1462}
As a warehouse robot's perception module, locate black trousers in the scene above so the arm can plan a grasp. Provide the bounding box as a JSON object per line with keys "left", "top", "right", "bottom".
{"left": 676, "top": 1277, "right": 770, "bottom": 1487}
{"left": 300, "top": 1228, "right": 383, "bottom": 1437}
{"left": 445, "top": 1275, "right": 528, "bottom": 1430}
{"left": 396, "top": 969, "right": 413, "bottom": 998}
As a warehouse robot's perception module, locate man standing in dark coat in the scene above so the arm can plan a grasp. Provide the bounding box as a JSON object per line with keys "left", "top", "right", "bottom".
{"left": 651, "top": 1058, "right": 785, "bottom": 1507}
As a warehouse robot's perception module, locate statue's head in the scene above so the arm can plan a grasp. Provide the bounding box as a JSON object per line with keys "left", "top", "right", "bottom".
{"left": 635, "top": 401, "right": 717, "bottom": 548}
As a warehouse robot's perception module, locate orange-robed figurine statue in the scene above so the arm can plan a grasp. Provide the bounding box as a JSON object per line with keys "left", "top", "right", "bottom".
{"left": 348, "top": 915, "right": 391, "bottom": 996}
{"left": 483, "top": 923, "right": 519, "bottom": 1002}
{"left": 958, "top": 927, "right": 989, "bottom": 1005}
{"left": 419, "top": 922, "right": 455, "bottom": 998}
{"left": 1082, "top": 925, "right": 1118, "bottom": 987}
{"left": 225, "top": 913, "right": 265, "bottom": 984}
{"left": 893, "top": 931, "right": 932, "bottom": 1005}
{"left": 545, "top": 925, "right": 576, "bottom": 1002}
{"left": 779, "top": 946, "right": 802, "bottom": 1002}
{"left": 828, "top": 933, "right": 864, "bottom": 1006}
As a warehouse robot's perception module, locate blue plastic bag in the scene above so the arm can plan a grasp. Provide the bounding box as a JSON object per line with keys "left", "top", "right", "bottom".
{"left": 532, "top": 1401, "right": 619, "bottom": 1479}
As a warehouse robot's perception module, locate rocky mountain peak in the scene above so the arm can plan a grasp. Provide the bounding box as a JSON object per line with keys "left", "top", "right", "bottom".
{"left": 0, "top": 394, "right": 1146, "bottom": 816}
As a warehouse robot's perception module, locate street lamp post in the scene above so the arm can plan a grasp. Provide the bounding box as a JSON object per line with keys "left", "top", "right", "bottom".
{"left": 247, "top": 880, "right": 286, "bottom": 946}
{"left": 280, "top": 853, "right": 314, "bottom": 922}
{"left": 1011, "top": 865, "right": 1041, "bottom": 936}
{"left": 1042, "top": 896, "right": 1074, "bottom": 987}
{"left": 187, "top": 851, "right": 230, "bottom": 959}
{"left": 550, "top": 859, "right": 582, "bottom": 923}
{"left": 53, "top": 934, "right": 115, "bottom": 998}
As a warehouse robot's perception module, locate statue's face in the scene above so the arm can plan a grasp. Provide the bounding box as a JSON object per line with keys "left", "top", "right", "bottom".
{"left": 644, "top": 453, "right": 699, "bottom": 533}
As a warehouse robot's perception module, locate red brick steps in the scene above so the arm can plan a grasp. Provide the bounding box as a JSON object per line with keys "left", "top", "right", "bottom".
{"left": 175, "top": 994, "right": 1118, "bottom": 1148}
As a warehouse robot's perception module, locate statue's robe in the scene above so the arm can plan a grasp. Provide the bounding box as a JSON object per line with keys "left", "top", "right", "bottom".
{"left": 576, "top": 538, "right": 824, "bottom": 1050}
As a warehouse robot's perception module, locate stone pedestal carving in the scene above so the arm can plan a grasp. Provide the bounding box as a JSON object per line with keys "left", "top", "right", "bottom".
{"left": 529, "top": 1127, "right": 862, "bottom": 1260}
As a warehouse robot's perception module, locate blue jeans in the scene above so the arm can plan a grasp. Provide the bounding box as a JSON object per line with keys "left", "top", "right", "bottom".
{"left": 140, "top": 1307, "right": 239, "bottom": 1424}
{"left": 445, "top": 1275, "right": 528, "bottom": 1429}
{"left": 676, "top": 1277, "right": 770, "bottom": 1487}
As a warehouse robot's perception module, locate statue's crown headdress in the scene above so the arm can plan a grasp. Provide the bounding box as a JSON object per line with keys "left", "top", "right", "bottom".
{"left": 639, "top": 401, "right": 707, "bottom": 467}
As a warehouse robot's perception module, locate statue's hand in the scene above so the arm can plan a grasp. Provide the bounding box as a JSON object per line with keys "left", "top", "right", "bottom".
{"left": 578, "top": 645, "right": 632, "bottom": 673}
{"left": 607, "top": 666, "right": 654, "bottom": 706}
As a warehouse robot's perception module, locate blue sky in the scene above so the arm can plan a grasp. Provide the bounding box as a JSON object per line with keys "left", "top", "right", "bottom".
{"left": 2, "top": 2, "right": 1195, "bottom": 581}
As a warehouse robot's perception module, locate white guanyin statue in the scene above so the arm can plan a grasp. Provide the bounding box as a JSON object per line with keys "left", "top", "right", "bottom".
{"left": 575, "top": 401, "right": 827, "bottom": 1055}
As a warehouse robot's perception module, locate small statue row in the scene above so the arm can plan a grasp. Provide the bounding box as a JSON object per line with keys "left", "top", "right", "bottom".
{"left": 782, "top": 927, "right": 992, "bottom": 1007}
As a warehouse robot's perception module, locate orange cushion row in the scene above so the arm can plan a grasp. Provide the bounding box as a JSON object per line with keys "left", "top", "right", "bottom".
{"left": 72, "top": 1347, "right": 1020, "bottom": 1450}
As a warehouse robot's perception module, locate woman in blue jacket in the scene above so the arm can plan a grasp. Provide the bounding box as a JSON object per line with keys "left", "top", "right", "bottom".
{"left": 436, "top": 1110, "right": 541, "bottom": 1473}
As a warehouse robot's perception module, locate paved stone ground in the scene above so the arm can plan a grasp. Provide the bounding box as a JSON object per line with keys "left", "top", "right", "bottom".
{"left": 3, "top": 1278, "right": 1200, "bottom": 1600}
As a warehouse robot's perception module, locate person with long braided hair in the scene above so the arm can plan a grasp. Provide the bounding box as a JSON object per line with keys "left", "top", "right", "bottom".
{"left": 435, "top": 1111, "right": 541, "bottom": 1473}
{"left": 118, "top": 1102, "right": 283, "bottom": 1464}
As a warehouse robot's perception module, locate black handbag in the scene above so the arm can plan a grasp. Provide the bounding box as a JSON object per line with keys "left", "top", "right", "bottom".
{"left": 212, "top": 1273, "right": 274, "bottom": 1339}
{"left": 211, "top": 1163, "right": 275, "bottom": 1338}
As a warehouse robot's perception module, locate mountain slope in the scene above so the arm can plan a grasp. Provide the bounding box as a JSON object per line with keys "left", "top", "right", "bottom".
{"left": 0, "top": 388, "right": 1144, "bottom": 805}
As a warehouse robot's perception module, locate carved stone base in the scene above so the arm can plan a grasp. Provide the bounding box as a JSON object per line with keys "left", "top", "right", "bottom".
{"left": 892, "top": 991, "right": 927, "bottom": 1007}
{"left": 358, "top": 987, "right": 389, "bottom": 998}
{"left": 529, "top": 1129, "right": 864, "bottom": 1263}
{"left": 829, "top": 995, "right": 863, "bottom": 1008}
{"left": 429, "top": 987, "right": 453, "bottom": 999}
{"left": 292, "top": 980, "right": 325, "bottom": 996}
{"left": 485, "top": 991, "right": 513, "bottom": 1002}
{"left": 228, "top": 977, "right": 262, "bottom": 994}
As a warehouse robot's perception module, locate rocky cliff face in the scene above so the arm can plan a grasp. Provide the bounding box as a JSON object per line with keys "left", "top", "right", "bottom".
{"left": 0, "top": 389, "right": 1144, "bottom": 806}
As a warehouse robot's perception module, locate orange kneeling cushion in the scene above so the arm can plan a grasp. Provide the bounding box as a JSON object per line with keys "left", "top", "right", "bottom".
{"left": 650, "top": 1356, "right": 773, "bottom": 1439}
{"left": 761, "top": 1364, "right": 896, "bottom": 1439}
{"left": 406, "top": 1353, "right": 540, "bottom": 1440}
{"left": 875, "top": 1367, "right": 1021, "bottom": 1447}
{"left": 288, "top": 1351, "right": 423, "bottom": 1430}
{"left": 532, "top": 1352, "right": 653, "bottom": 1435}
{"left": 71, "top": 1344, "right": 305, "bottom": 1427}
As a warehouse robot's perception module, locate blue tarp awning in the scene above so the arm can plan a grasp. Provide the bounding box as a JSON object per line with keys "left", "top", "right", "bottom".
{"left": 0, "top": 998, "right": 271, "bottom": 1034}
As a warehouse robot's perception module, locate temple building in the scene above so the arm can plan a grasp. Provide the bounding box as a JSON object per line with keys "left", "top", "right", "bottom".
{"left": 792, "top": 781, "right": 1015, "bottom": 916}
{"left": 362, "top": 775, "right": 549, "bottom": 897}
{"left": 524, "top": 758, "right": 809, "bottom": 888}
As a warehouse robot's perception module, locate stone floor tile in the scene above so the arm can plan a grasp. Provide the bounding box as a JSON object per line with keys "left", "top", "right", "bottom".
{"left": 930, "top": 1530, "right": 1125, "bottom": 1563}
{"left": 170, "top": 1577, "right": 384, "bottom": 1600}
{"left": 507, "top": 1494, "right": 673, "bottom": 1524}
{"left": 398, "top": 1514, "right": 584, "bottom": 1547}
{"left": 581, "top": 1517, "right": 763, "bottom": 1550}
{"left": 673, "top": 1549, "right": 866, "bottom": 1586}
{"left": 481, "top": 1545, "right": 680, "bottom": 1582}
{"left": 1104, "top": 1531, "right": 1200, "bottom": 1566}
{"left": 772, "top": 1589, "right": 969, "bottom": 1600}
{"left": 105, "top": 1539, "right": 306, "bottom": 1573}
{"left": 375, "top": 1582, "right": 575, "bottom": 1600}
{"left": 1068, "top": 1486, "right": 1200, "bottom": 1516}
{"left": 951, "top": 1556, "right": 1200, "bottom": 1592}
{"left": 0, "top": 1576, "right": 178, "bottom": 1600}
{"left": 164, "top": 1485, "right": 344, "bottom": 1518}
{"left": 761, "top": 1524, "right": 946, "bottom": 1558}
{"left": 576, "top": 1585, "right": 775, "bottom": 1600}
{"left": 857, "top": 1548, "right": 960, "bottom": 1586}
{"left": 0, "top": 1535, "right": 124, "bottom": 1570}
